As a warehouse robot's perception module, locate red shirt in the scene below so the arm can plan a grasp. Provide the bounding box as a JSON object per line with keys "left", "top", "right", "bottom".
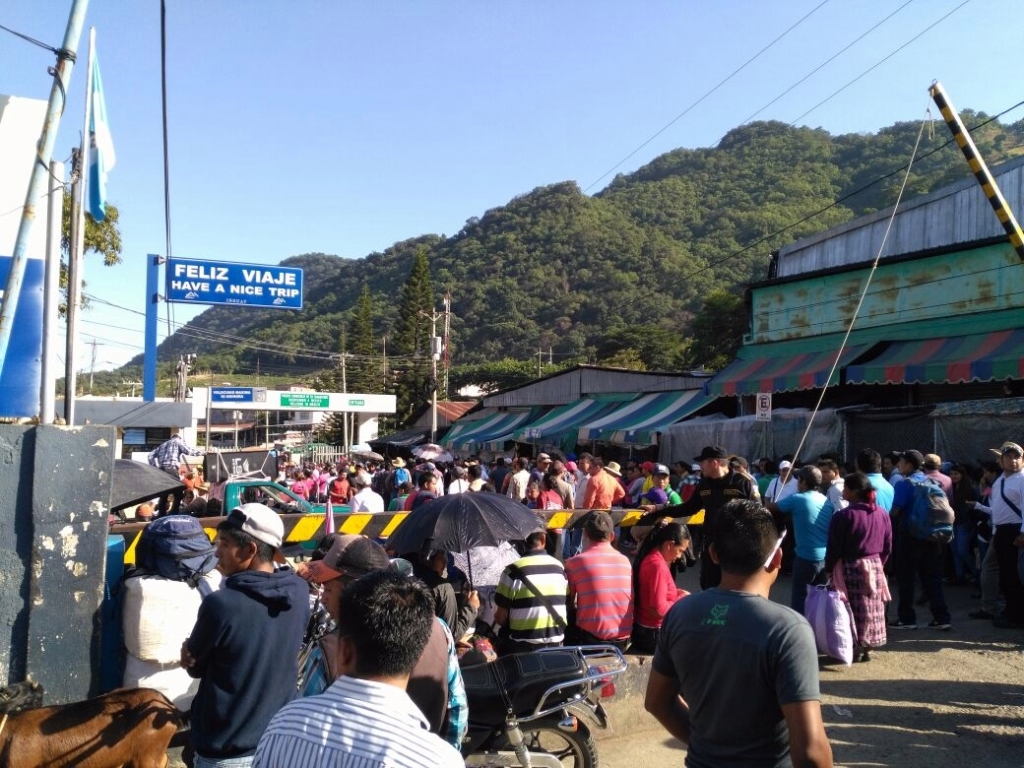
{"left": 565, "top": 542, "right": 634, "bottom": 641}
{"left": 636, "top": 550, "right": 684, "bottom": 629}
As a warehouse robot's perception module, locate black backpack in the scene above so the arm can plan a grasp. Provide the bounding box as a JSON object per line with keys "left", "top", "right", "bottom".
{"left": 134, "top": 515, "right": 217, "bottom": 588}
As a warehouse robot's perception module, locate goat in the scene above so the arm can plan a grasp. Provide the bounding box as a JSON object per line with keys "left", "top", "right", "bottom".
{"left": 0, "top": 678, "right": 44, "bottom": 715}
{"left": 0, "top": 687, "right": 181, "bottom": 768}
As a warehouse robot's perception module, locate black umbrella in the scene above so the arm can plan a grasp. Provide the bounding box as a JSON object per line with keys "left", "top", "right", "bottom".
{"left": 111, "top": 459, "right": 186, "bottom": 512}
{"left": 386, "top": 493, "right": 542, "bottom": 583}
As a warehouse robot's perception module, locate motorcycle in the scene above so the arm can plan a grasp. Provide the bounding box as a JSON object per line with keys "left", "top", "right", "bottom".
{"left": 461, "top": 644, "right": 628, "bottom": 768}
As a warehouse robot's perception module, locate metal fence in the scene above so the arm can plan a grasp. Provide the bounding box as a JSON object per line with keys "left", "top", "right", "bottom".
{"left": 842, "top": 407, "right": 935, "bottom": 463}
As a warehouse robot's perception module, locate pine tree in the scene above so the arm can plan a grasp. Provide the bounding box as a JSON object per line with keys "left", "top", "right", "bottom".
{"left": 347, "top": 284, "right": 378, "bottom": 394}
{"left": 392, "top": 250, "right": 436, "bottom": 425}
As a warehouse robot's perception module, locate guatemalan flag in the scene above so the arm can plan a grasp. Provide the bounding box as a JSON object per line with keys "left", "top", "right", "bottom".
{"left": 87, "top": 54, "right": 115, "bottom": 222}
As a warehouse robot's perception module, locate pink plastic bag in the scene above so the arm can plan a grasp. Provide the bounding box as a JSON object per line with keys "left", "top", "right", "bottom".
{"left": 804, "top": 584, "right": 856, "bottom": 665}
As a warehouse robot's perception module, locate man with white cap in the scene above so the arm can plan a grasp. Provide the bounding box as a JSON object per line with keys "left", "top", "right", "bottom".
{"left": 350, "top": 471, "right": 385, "bottom": 513}
{"left": 181, "top": 503, "right": 310, "bottom": 768}
{"left": 969, "top": 441, "right": 1024, "bottom": 628}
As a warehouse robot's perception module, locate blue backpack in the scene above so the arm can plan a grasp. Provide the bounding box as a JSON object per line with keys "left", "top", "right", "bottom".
{"left": 134, "top": 515, "right": 217, "bottom": 588}
{"left": 904, "top": 479, "right": 955, "bottom": 544}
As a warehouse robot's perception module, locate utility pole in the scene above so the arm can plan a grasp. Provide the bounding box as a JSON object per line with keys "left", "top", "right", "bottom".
{"left": 537, "top": 348, "right": 543, "bottom": 378}
{"left": 442, "top": 291, "right": 451, "bottom": 399}
{"left": 419, "top": 308, "right": 445, "bottom": 443}
{"left": 88, "top": 339, "right": 101, "bottom": 394}
{"left": 174, "top": 353, "right": 195, "bottom": 402}
{"left": 340, "top": 351, "right": 349, "bottom": 453}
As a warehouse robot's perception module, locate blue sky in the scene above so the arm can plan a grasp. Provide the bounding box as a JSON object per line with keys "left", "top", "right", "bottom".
{"left": 3, "top": 0, "right": 1022, "bottom": 371}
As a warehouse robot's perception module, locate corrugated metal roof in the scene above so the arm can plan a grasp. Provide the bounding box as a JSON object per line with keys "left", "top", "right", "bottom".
{"left": 775, "top": 156, "right": 1024, "bottom": 278}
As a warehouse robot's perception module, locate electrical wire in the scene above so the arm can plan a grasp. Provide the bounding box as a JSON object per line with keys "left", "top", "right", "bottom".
{"left": 583, "top": 0, "right": 832, "bottom": 193}
{"left": 740, "top": 0, "right": 916, "bottom": 125}
{"left": 670, "top": 97, "right": 1024, "bottom": 285}
{"left": 788, "top": 0, "right": 971, "bottom": 126}
{"left": 0, "top": 23, "right": 60, "bottom": 54}
{"left": 785, "top": 115, "right": 929, "bottom": 474}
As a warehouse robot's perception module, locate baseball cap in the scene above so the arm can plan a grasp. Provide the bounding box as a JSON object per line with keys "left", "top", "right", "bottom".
{"left": 778, "top": 460, "right": 793, "bottom": 471}
{"left": 537, "top": 453, "right": 551, "bottom": 462}
{"left": 992, "top": 441, "right": 1024, "bottom": 457}
{"left": 694, "top": 445, "right": 729, "bottom": 462}
{"left": 900, "top": 449, "right": 924, "bottom": 468}
{"left": 923, "top": 453, "right": 942, "bottom": 470}
{"left": 642, "top": 488, "right": 669, "bottom": 505}
{"left": 641, "top": 461, "right": 655, "bottom": 472}
{"left": 226, "top": 503, "right": 284, "bottom": 549}
{"left": 307, "top": 534, "right": 391, "bottom": 584}
{"left": 690, "top": 463, "right": 701, "bottom": 472}
{"left": 653, "top": 463, "right": 670, "bottom": 476}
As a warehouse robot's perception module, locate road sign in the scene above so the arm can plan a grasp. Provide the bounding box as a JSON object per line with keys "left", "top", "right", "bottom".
{"left": 756, "top": 392, "right": 772, "bottom": 422}
{"left": 211, "top": 386, "right": 267, "bottom": 404}
{"left": 165, "top": 257, "right": 304, "bottom": 310}
{"left": 281, "top": 393, "right": 330, "bottom": 409}
{"left": 202, "top": 389, "right": 395, "bottom": 413}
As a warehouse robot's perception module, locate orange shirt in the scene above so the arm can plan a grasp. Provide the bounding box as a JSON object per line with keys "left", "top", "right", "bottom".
{"left": 582, "top": 470, "right": 626, "bottom": 509}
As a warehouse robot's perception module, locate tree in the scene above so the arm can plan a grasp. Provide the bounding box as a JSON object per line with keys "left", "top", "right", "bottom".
{"left": 682, "top": 289, "right": 749, "bottom": 372}
{"left": 345, "top": 284, "right": 379, "bottom": 392}
{"left": 59, "top": 191, "right": 122, "bottom": 313}
{"left": 391, "top": 250, "right": 436, "bottom": 425}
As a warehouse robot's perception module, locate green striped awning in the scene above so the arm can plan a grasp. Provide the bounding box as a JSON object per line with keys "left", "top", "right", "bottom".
{"left": 510, "top": 397, "right": 633, "bottom": 444}
{"left": 576, "top": 390, "right": 715, "bottom": 445}
{"left": 443, "top": 408, "right": 541, "bottom": 451}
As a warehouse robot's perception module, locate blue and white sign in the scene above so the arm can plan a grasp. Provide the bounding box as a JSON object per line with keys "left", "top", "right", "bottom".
{"left": 165, "top": 258, "right": 303, "bottom": 310}
{"left": 0, "top": 255, "right": 44, "bottom": 418}
{"left": 211, "top": 386, "right": 267, "bottom": 404}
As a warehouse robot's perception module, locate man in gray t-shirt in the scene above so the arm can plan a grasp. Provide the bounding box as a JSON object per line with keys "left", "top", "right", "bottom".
{"left": 644, "top": 499, "right": 833, "bottom": 768}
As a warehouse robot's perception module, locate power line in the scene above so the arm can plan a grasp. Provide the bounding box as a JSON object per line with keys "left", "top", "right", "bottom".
{"left": 669, "top": 97, "right": 1024, "bottom": 285}
{"left": 583, "top": 0, "right": 832, "bottom": 193}
{"left": 788, "top": 0, "right": 971, "bottom": 126}
{"left": 740, "top": 0, "right": 917, "bottom": 125}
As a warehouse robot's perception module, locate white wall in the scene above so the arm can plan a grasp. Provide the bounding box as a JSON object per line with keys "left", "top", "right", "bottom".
{"left": 0, "top": 95, "right": 49, "bottom": 258}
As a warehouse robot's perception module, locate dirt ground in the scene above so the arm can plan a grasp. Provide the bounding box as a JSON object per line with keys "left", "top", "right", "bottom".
{"left": 169, "top": 565, "right": 1024, "bottom": 768}
{"left": 600, "top": 566, "right": 1024, "bottom": 768}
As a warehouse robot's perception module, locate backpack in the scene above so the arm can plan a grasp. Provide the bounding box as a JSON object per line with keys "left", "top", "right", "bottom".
{"left": 134, "top": 515, "right": 217, "bottom": 588}
{"left": 905, "top": 479, "right": 955, "bottom": 544}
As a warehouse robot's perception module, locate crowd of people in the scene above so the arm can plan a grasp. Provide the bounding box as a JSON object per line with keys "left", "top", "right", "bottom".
{"left": 127, "top": 434, "right": 1024, "bottom": 768}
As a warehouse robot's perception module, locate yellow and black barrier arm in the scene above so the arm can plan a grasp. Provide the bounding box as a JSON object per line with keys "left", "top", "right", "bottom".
{"left": 116, "top": 506, "right": 706, "bottom": 564}
{"left": 929, "top": 80, "right": 1024, "bottom": 261}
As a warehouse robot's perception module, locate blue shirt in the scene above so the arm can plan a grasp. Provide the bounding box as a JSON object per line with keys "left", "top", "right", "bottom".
{"left": 866, "top": 472, "right": 895, "bottom": 513}
{"left": 891, "top": 470, "right": 926, "bottom": 514}
{"left": 777, "top": 490, "right": 833, "bottom": 562}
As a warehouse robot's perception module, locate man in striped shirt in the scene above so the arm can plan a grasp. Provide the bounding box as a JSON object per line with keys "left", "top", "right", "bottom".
{"left": 565, "top": 511, "right": 634, "bottom": 648}
{"left": 494, "top": 530, "right": 568, "bottom": 655}
{"left": 254, "top": 570, "right": 463, "bottom": 768}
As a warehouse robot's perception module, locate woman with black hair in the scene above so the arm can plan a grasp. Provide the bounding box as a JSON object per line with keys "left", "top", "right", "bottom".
{"left": 824, "top": 472, "right": 893, "bottom": 662}
{"left": 948, "top": 464, "right": 980, "bottom": 585}
{"left": 632, "top": 521, "right": 691, "bottom": 653}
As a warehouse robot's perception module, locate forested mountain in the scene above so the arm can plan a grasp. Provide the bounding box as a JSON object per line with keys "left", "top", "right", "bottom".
{"left": 150, "top": 115, "right": 1024, "bottom": 385}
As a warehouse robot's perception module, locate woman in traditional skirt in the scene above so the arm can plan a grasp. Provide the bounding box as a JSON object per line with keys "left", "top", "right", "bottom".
{"left": 824, "top": 472, "right": 893, "bottom": 662}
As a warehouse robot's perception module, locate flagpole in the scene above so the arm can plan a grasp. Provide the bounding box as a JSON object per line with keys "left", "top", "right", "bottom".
{"left": 0, "top": 0, "right": 90, "bottom": 389}
{"left": 65, "top": 26, "right": 95, "bottom": 426}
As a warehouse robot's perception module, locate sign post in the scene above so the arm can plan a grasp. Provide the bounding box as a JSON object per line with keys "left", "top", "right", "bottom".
{"left": 755, "top": 392, "right": 772, "bottom": 422}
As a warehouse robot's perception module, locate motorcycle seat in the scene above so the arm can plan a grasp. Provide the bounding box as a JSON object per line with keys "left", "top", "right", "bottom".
{"left": 462, "top": 649, "right": 589, "bottom": 718}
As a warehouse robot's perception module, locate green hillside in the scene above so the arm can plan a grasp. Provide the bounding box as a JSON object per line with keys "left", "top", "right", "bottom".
{"left": 147, "top": 114, "right": 1024, "bottom": 387}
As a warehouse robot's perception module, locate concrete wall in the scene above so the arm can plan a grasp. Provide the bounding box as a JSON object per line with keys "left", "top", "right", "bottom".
{"left": 0, "top": 425, "right": 116, "bottom": 703}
